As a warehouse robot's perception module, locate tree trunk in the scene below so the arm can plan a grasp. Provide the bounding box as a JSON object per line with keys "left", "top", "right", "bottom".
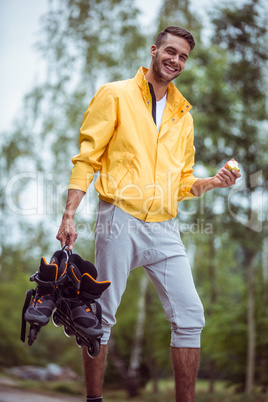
{"left": 245, "top": 251, "right": 256, "bottom": 393}
{"left": 108, "top": 274, "right": 149, "bottom": 398}
{"left": 209, "top": 360, "right": 216, "bottom": 393}
{"left": 148, "top": 354, "right": 159, "bottom": 394}
{"left": 128, "top": 275, "right": 149, "bottom": 379}
{"left": 109, "top": 335, "right": 140, "bottom": 397}
{"left": 208, "top": 240, "right": 217, "bottom": 393}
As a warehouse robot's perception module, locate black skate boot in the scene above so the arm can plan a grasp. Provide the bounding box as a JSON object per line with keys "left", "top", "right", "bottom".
{"left": 21, "top": 249, "right": 68, "bottom": 346}
{"left": 52, "top": 253, "right": 110, "bottom": 357}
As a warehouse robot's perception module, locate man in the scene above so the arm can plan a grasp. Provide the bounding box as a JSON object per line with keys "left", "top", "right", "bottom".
{"left": 57, "top": 26, "right": 241, "bottom": 402}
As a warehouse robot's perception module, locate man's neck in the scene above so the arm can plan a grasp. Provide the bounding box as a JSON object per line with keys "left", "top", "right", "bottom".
{"left": 145, "top": 71, "right": 168, "bottom": 101}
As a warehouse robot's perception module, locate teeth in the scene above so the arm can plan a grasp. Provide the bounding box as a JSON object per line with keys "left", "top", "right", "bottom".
{"left": 165, "top": 64, "right": 175, "bottom": 72}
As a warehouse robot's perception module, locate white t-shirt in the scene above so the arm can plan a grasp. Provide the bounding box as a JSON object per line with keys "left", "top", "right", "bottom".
{"left": 156, "top": 93, "right": 167, "bottom": 132}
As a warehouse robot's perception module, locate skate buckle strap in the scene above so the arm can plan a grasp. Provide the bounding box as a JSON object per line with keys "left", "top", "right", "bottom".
{"left": 81, "top": 292, "right": 102, "bottom": 304}
{"left": 21, "top": 288, "right": 35, "bottom": 343}
{"left": 30, "top": 272, "right": 38, "bottom": 282}
{"left": 62, "top": 244, "right": 72, "bottom": 258}
{"left": 30, "top": 271, "right": 66, "bottom": 287}
{"left": 94, "top": 300, "right": 102, "bottom": 324}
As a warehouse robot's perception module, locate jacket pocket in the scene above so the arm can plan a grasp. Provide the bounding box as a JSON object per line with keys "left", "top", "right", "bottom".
{"left": 96, "top": 199, "right": 117, "bottom": 240}
{"left": 108, "top": 151, "right": 135, "bottom": 193}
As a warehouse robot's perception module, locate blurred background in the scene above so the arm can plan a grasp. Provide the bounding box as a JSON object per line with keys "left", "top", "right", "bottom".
{"left": 0, "top": 0, "right": 267, "bottom": 400}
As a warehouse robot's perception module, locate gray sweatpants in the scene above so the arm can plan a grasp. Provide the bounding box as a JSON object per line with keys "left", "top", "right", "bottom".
{"left": 95, "top": 199, "right": 205, "bottom": 348}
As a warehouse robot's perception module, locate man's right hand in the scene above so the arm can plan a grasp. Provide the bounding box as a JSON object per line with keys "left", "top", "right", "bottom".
{"left": 56, "top": 217, "right": 78, "bottom": 250}
{"left": 56, "top": 189, "right": 85, "bottom": 250}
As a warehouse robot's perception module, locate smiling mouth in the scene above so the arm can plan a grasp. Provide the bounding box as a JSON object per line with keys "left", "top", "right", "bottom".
{"left": 163, "top": 63, "right": 177, "bottom": 73}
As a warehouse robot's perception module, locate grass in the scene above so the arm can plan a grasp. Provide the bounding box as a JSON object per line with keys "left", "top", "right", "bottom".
{"left": 0, "top": 374, "right": 85, "bottom": 397}
{"left": 1, "top": 373, "right": 268, "bottom": 401}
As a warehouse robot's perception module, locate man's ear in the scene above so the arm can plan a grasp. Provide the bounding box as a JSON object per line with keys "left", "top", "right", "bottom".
{"left": 150, "top": 45, "right": 157, "bottom": 57}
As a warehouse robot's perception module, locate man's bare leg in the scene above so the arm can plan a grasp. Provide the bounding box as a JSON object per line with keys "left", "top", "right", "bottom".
{"left": 171, "top": 347, "right": 200, "bottom": 402}
{"left": 83, "top": 344, "right": 108, "bottom": 398}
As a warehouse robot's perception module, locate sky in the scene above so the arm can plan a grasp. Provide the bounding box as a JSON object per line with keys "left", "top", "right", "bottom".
{"left": 0, "top": 1, "right": 47, "bottom": 132}
{"left": 0, "top": 0, "right": 164, "bottom": 133}
{"left": 0, "top": 0, "right": 218, "bottom": 134}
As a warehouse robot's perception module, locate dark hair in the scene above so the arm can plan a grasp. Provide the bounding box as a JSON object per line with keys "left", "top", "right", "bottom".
{"left": 155, "top": 26, "right": 195, "bottom": 51}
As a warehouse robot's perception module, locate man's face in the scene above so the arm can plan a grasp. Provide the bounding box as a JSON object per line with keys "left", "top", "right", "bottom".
{"left": 150, "top": 33, "right": 191, "bottom": 84}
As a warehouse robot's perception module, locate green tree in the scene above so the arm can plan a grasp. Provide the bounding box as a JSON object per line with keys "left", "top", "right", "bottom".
{"left": 0, "top": 0, "right": 147, "bottom": 377}
{"left": 188, "top": 0, "right": 268, "bottom": 392}
{"left": 153, "top": 0, "right": 268, "bottom": 393}
{"left": 211, "top": 0, "right": 268, "bottom": 392}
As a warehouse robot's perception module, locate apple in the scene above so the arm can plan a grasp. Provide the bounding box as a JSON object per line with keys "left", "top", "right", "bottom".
{"left": 224, "top": 159, "right": 240, "bottom": 172}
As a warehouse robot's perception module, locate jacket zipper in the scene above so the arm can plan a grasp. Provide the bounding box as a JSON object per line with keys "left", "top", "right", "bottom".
{"left": 144, "top": 135, "right": 159, "bottom": 221}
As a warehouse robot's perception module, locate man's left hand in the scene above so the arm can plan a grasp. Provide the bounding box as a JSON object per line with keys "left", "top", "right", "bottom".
{"left": 213, "top": 166, "right": 241, "bottom": 188}
{"left": 190, "top": 162, "right": 242, "bottom": 196}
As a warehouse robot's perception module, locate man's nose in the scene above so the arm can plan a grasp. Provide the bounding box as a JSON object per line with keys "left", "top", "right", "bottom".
{"left": 170, "top": 54, "right": 179, "bottom": 64}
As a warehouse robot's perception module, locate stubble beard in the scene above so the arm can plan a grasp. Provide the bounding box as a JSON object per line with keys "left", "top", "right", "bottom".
{"left": 152, "top": 52, "right": 181, "bottom": 85}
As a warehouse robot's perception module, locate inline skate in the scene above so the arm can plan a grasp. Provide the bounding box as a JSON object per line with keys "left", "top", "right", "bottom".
{"left": 21, "top": 248, "right": 68, "bottom": 346}
{"left": 52, "top": 253, "right": 111, "bottom": 357}
{"left": 21, "top": 247, "right": 111, "bottom": 358}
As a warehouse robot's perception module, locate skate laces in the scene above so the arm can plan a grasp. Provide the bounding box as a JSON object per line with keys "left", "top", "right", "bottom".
{"left": 31, "top": 291, "right": 54, "bottom": 306}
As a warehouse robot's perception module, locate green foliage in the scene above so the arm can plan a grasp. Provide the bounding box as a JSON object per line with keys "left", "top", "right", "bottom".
{"left": 0, "top": 0, "right": 148, "bottom": 380}
{"left": 0, "top": 244, "right": 84, "bottom": 372}
{"left": 0, "top": 246, "right": 37, "bottom": 367}
{"left": 1, "top": 0, "right": 268, "bottom": 395}
{"left": 156, "top": 0, "right": 202, "bottom": 39}
{"left": 211, "top": 0, "right": 268, "bottom": 174}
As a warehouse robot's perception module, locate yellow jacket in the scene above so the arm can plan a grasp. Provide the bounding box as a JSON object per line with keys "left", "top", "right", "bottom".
{"left": 69, "top": 67, "right": 198, "bottom": 222}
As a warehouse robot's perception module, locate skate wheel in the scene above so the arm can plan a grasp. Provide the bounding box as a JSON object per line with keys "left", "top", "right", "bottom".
{"left": 75, "top": 336, "right": 85, "bottom": 348}
{"left": 64, "top": 326, "right": 74, "bottom": 337}
{"left": 52, "top": 311, "right": 62, "bottom": 327}
{"left": 28, "top": 326, "right": 39, "bottom": 346}
{"left": 87, "top": 339, "right": 100, "bottom": 358}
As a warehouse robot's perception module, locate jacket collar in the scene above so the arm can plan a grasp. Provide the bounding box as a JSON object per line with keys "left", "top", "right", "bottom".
{"left": 134, "top": 66, "right": 192, "bottom": 117}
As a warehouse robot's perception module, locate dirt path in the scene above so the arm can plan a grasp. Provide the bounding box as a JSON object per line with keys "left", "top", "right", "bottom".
{"left": 0, "top": 385, "right": 84, "bottom": 402}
